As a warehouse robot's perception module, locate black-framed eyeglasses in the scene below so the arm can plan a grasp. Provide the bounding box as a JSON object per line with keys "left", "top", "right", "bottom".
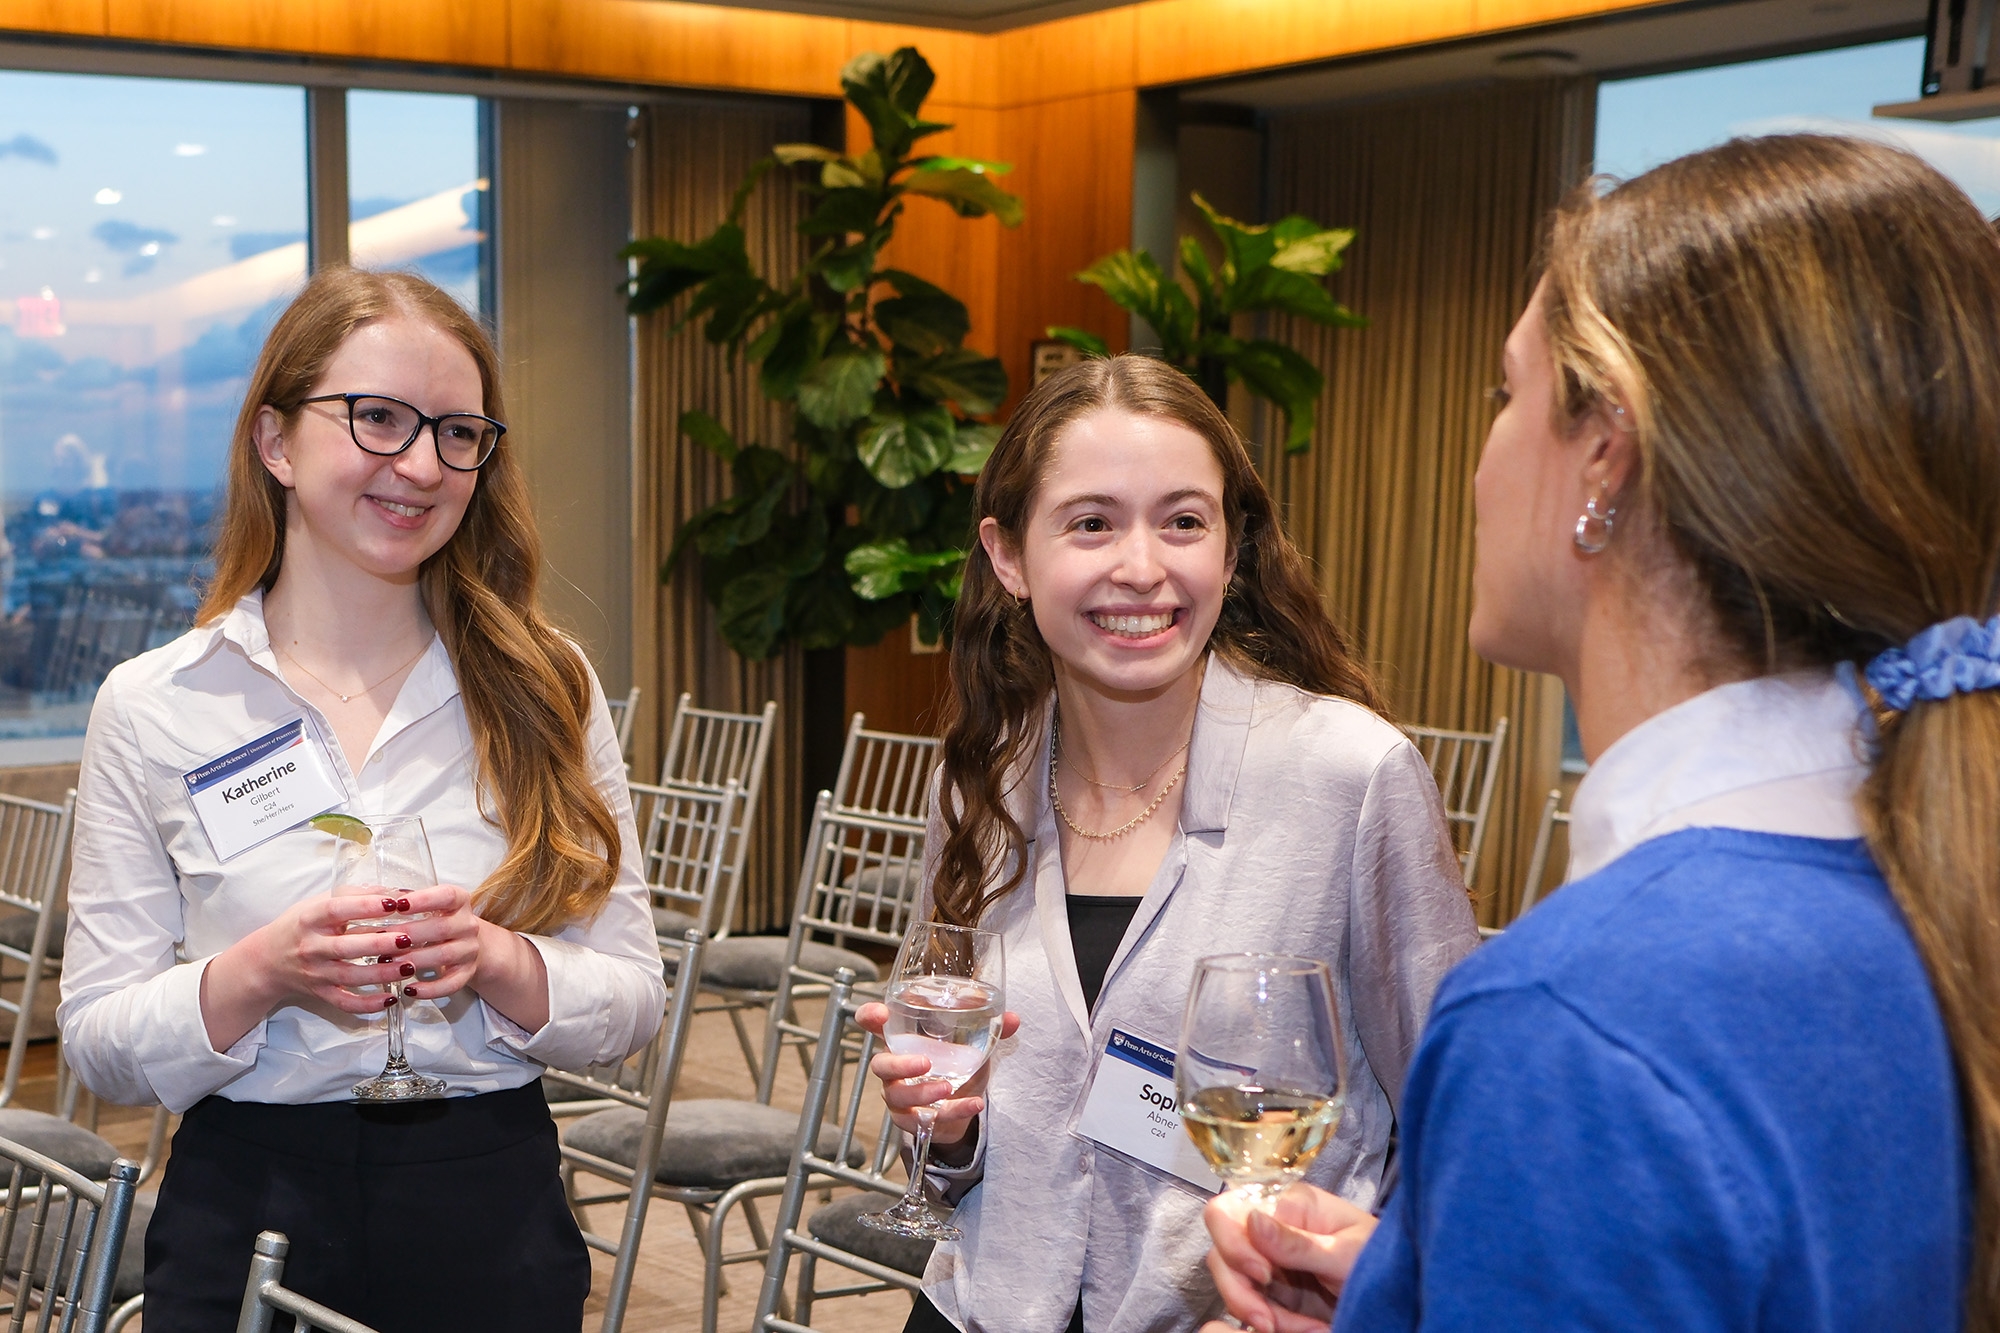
{"left": 299, "top": 393, "right": 506, "bottom": 472}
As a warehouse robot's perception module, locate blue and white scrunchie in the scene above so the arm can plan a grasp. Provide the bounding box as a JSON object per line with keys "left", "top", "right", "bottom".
{"left": 1864, "top": 613, "right": 2000, "bottom": 712}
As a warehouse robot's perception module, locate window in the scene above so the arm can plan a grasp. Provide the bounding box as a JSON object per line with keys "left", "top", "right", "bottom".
{"left": 0, "top": 73, "right": 306, "bottom": 762}
{"left": 1598, "top": 38, "right": 2000, "bottom": 214}
{"left": 347, "top": 91, "right": 489, "bottom": 317}
{"left": 0, "top": 74, "right": 493, "bottom": 763}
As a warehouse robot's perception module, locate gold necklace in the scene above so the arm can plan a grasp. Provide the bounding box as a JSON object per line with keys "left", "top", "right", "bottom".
{"left": 1049, "top": 705, "right": 1188, "bottom": 841}
{"left": 1065, "top": 737, "right": 1190, "bottom": 793}
{"left": 277, "top": 638, "right": 432, "bottom": 704}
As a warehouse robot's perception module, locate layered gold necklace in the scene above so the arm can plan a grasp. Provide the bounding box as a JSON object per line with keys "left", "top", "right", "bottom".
{"left": 1048, "top": 703, "right": 1192, "bottom": 841}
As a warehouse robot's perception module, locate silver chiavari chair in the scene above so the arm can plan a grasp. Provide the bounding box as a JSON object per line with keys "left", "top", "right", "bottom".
{"left": 0, "top": 792, "right": 75, "bottom": 1110}
{"left": 233, "top": 1232, "right": 380, "bottom": 1333}
{"left": 753, "top": 972, "right": 930, "bottom": 1333}
{"left": 0, "top": 1138, "right": 139, "bottom": 1333}
{"left": 655, "top": 694, "right": 777, "bottom": 945}
{"left": 1400, "top": 718, "right": 1509, "bottom": 888}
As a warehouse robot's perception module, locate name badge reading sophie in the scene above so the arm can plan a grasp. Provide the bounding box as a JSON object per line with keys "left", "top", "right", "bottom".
{"left": 1073, "top": 1028, "right": 1221, "bottom": 1193}
{"left": 183, "top": 719, "right": 345, "bottom": 861}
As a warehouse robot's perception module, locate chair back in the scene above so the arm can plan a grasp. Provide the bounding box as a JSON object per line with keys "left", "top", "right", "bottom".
{"left": 234, "top": 1232, "right": 379, "bottom": 1333}
{"left": 830, "top": 714, "right": 938, "bottom": 821}
{"left": 630, "top": 779, "right": 741, "bottom": 941}
{"left": 0, "top": 1139, "right": 138, "bottom": 1333}
{"left": 606, "top": 686, "right": 641, "bottom": 762}
{"left": 658, "top": 695, "right": 777, "bottom": 938}
{"left": 0, "top": 791, "right": 75, "bottom": 1109}
{"left": 593, "top": 930, "right": 706, "bottom": 1333}
{"left": 1400, "top": 718, "right": 1509, "bottom": 888}
{"left": 753, "top": 795, "right": 925, "bottom": 1101}
{"left": 1520, "top": 787, "right": 1572, "bottom": 915}
{"left": 753, "top": 972, "right": 919, "bottom": 1333}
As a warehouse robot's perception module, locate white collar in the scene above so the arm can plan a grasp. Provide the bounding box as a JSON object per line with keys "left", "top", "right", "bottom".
{"left": 1567, "top": 670, "right": 1868, "bottom": 882}
{"left": 174, "top": 589, "right": 460, "bottom": 714}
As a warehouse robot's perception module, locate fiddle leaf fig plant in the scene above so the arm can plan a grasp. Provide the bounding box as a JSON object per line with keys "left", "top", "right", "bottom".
{"left": 626, "top": 47, "right": 1020, "bottom": 659}
{"left": 1050, "top": 193, "right": 1362, "bottom": 453}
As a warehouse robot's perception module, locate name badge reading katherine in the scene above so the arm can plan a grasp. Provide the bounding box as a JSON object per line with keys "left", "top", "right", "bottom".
{"left": 183, "top": 719, "right": 345, "bottom": 861}
{"left": 1073, "top": 1028, "right": 1221, "bottom": 1193}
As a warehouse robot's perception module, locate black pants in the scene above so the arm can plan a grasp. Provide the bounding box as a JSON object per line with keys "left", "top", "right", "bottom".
{"left": 145, "top": 1084, "right": 590, "bottom": 1333}
{"left": 907, "top": 1292, "right": 1086, "bottom": 1333}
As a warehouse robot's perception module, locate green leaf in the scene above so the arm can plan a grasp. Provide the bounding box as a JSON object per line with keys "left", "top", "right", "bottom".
{"left": 874, "top": 290, "right": 969, "bottom": 357}
{"left": 1047, "top": 325, "right": 1110, "bottom": 359}
{"left": 878, "top": 268, "right": 952, "bottom": 301}
{"left": 1269, "top": 222, "right": 1355, "bottom": 275}
{"left": 679, "top": 410, "right": 738, "bottom": 462}
{"left": 855, "top": 476, "right": 935, "bottom": 537}
{"left": 1223, "top": 266, "right": 1365, "bottom": 326}
{"left": 622, "top": 224, "right": 753, "bottom": 317}
{"left": 908, "top": 155, "right": 1013, "bottom": 176}
{"left": 755, "top": 308, "right": 831, "bottom": 401}
{"left": 1194, "top": 192, "right": 1277, "bottom": 281}
{"left": 899, "top": 348, "right": 1006, "bottom": 415}
{"left": 718, "top": 567, "right": 792, "bottom": 660}
{"left": 901, "top": 168, "right": 1024, "bottom": 226}
{"left": 800, "top": 187, "right": 886, "bottom": 237}
{"left": 818, "top": 237, "right": 881, "bottom": 293}
{"left": 1228, "top": 339, "right": 1326, "bottom": 453}
{"left": 857, "top": 401, "right": 956, "bottom": 488}
{"left": 796, "top": 343, "right": 887, "bottom": 429}
{"left": 842, "top": 48, "right": 951, "bottom": 159}
{"left": 845, "top": 539, "right": 964, "bottom": 600}
{"left": 945, "top": 421, "right": 1000, "bottom": 474}
{"left": 822, "top": 159, "right": 868, "bottom": 190}
{"left": 773, "top": 143, "right": 842, "bottom": 165}
{"left": 1072, "top": 250, "right": 1198, "bottom": 358}
{"left": 683, "top": 271, "right": 778, "bottom": 346}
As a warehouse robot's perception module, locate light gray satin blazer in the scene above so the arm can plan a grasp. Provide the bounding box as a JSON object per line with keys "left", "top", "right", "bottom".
{"left": 919, "top": 656, "right": 1479, "bottom": 1333}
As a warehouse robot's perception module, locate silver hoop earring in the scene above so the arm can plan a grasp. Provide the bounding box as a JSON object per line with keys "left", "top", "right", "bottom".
{"left": 1574, "top": 493, "right": 1617, "bottom": 554}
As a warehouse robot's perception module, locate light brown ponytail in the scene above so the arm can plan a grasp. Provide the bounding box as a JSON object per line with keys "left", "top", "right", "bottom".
{"left": 1540, "top": 134, "right": 2000, "bottom": 1329}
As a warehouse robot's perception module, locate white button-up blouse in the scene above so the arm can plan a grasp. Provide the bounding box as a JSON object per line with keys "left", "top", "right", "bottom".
{"left": 56, "top": 592, "right": 666, "bottom": 1112}
{"left": 919, "top": 656, "right": 1480, "bottom": 1333}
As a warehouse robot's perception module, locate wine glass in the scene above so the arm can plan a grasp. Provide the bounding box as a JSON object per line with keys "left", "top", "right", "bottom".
{"left": 860, "top": 921, "right": 1006, "bottom": 1241}
{"left": 1177, "top": 953, "right": 1345, "bottom": 1205}
{"left": 328, "top": 814, "right": 447, "bottom": 1102}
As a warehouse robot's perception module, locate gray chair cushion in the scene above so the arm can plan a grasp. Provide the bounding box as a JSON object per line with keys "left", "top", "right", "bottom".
{"left": 843, "top": 865, "right": 920, "bottom": 906}
{"left": 0, "top": 910, "right": 58, "bottom": 960}
{"left": 651, "top": 907, "right": 703, "bottom": 940}
{"left": 699, "top": 937, "right": 880, "bottom": 992}
{"left": 564, "top": 1098, "right": 861, "bottom": 1190}
{"left": 0, "top": 1111, "right": 119, "bottom": 1181}
{"left": 541, "top": 1075, "right": 609, "bottom": 1105}
{"left": 806, "top": 1191, "right": 934, "bottom": 1277}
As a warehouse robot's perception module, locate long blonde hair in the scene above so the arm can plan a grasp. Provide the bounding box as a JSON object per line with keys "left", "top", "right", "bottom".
{"left": 1541, "top": 134, "right": 2000, "bottom": 1330}
{"left": 200, "top": 267, "right": 619, "bottom": 934}
{"left": 933, "top": 355, "right": 1382, "bottom": 928}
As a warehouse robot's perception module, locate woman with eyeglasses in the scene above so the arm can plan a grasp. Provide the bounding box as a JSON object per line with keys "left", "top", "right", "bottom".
{"left": 57, "top": 268, "right": 664, "bottom": 1332}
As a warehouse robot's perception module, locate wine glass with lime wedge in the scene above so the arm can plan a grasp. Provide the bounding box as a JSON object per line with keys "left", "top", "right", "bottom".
{"left": 319, "top": 813, "right": 447, "bottom": 1101}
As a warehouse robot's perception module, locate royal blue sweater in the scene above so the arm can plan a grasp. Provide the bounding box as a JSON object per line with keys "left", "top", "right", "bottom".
{"left": 1337, "top": 828, "right": 1969, "bottom": 1331}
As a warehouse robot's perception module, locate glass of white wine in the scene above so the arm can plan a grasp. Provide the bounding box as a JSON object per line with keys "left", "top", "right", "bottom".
{"left": 1177, "top": 953, "right": 1346, "bottom": 1205}
{"left": 324, "top": 813, "right": 448, "bottom": 1102}
{"left": 860, "top": 921, "right": 1006, "bottom": 1241}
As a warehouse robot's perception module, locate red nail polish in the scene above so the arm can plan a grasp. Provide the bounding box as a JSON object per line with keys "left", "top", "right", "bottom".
{"left": 383, "top": 995, "right": 397, "bottom": 1009}
{"left": 399, "top": 962, "right": 415, "bottom": 977}
{"left": 396, "top": 934, "right": 412, "bottom": 949}
{"left": 381, "top": 897, "right": 397, "bottom": 912}
{"left": 396, "top": 898, "right": 411, "bottom": 913}
{"left": 403, "top": 984, "right": 420, "bottom": 998}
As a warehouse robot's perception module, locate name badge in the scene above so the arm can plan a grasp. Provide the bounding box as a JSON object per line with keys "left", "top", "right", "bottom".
{"left": 183, "top": 719, "right": 346, "bottom": 861}
{"left": 1072, "top": 1028, "right": 1221, "bottom": 1194}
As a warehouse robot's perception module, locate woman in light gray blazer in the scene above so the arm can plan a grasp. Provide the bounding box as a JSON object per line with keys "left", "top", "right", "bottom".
{"left": 861, "top": 355, "right": 1479, "bottom": 1333}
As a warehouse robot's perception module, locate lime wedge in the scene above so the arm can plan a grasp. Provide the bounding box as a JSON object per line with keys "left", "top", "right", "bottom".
{"left": 310, "top": 813, "right": 372, "bottom": 844}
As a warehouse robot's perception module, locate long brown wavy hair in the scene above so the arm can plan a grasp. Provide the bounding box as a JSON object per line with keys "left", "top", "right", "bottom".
{"left": 199, "top": 267, "right": 620, "bottom": 935}
{"left": 932, "top": 355, "right": 1382, "bottom": 928}
{"left": 1540, "top": 134, "right": 2000, "bottom": 1330}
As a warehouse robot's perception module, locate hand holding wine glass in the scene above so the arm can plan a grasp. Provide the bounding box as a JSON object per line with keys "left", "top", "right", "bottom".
{"left": 1178, "top": 954, "right": 1346, "bottom": 1206}
{"left": 325, "top": 814, "right": 449, "bottom": 1101}
{"left": 860, "top": 921, "right": 1007, "bottom": 1241}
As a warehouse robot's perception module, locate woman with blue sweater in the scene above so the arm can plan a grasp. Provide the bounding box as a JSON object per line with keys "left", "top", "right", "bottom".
{"left": 1202, "top": 133, "right": 1994, "bottom": 1332}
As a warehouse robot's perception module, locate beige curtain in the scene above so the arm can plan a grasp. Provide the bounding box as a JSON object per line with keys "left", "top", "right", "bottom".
{"left": 631, "top": 100, "right": 813, "bottom": 933}
{"left": 1262, "top": 79, "right": 1595, "bottom": 927}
